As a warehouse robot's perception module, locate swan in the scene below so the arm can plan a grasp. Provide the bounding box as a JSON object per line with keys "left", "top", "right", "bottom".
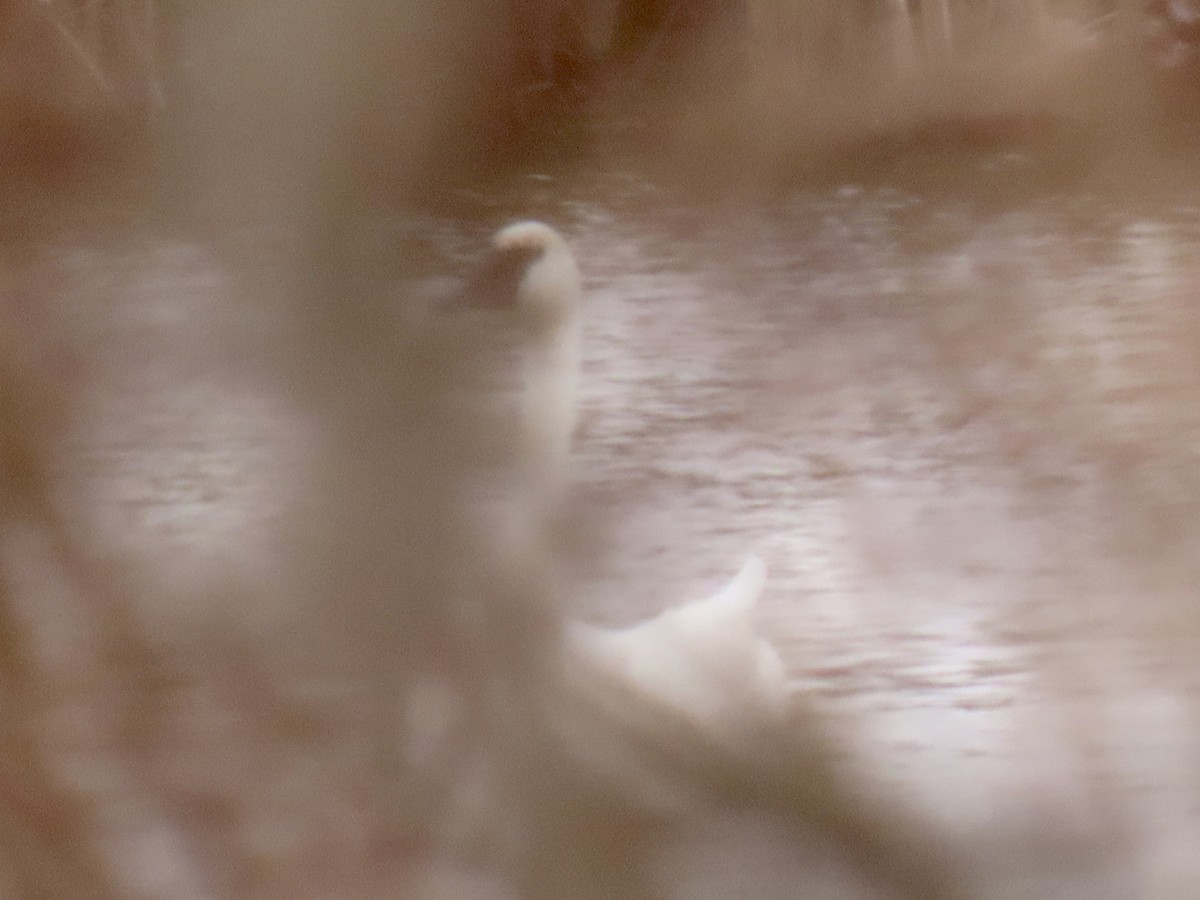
{"left": 474, "top": 220, "right": 790, "bottom": 726}
{"left": 432, "top": 224, "right": 968, "bottom": 900}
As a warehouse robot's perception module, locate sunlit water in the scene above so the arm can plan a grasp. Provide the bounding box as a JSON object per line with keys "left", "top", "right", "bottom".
{"left": 42, "top": 151, "right": 1200, "bottom": 894}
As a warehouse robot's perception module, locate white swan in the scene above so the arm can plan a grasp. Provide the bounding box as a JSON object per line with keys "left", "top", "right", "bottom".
{"left": 432, "top": 226, "right": 968, "bottom": 900}
{"left": 477, "top": 220, "right": 790, "bottom": 726}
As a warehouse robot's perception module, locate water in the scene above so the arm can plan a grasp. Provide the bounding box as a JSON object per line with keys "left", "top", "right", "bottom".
{"left": 31, "top": 149, "right": 1200, "bottom": 894}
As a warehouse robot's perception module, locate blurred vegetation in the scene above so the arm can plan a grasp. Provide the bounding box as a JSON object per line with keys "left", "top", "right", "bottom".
{"left": 2, "top": 0, "right": 1197, "bottom": 198}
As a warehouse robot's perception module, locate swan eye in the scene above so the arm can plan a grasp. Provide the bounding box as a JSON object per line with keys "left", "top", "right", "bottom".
{"left": 467, "top": 244, "right": 542, "bottom": 310}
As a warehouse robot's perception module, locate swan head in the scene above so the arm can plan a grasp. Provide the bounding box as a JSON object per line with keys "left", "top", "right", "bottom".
{"left": 471, "top": 221, "right": 582, "bottom": 334}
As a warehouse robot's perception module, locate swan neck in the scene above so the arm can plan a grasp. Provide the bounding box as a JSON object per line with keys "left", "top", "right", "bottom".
{"left": 520, "top": 311, "right": 580, "bottom": 497}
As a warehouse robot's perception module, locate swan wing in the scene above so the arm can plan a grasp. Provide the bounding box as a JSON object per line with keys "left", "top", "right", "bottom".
{"left": 685, "top": 552, "right": 766, "bottom": 616}
{"left": 567, "top": 555, "right": 789, "bottom": 726}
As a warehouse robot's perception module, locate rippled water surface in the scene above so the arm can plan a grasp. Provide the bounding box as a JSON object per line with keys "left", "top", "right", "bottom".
{"left": 42, "top": 151, "right": 1200, "bottom": 893}
{"left": 551, "top": 170, "right": 1200, "bottom": 864}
